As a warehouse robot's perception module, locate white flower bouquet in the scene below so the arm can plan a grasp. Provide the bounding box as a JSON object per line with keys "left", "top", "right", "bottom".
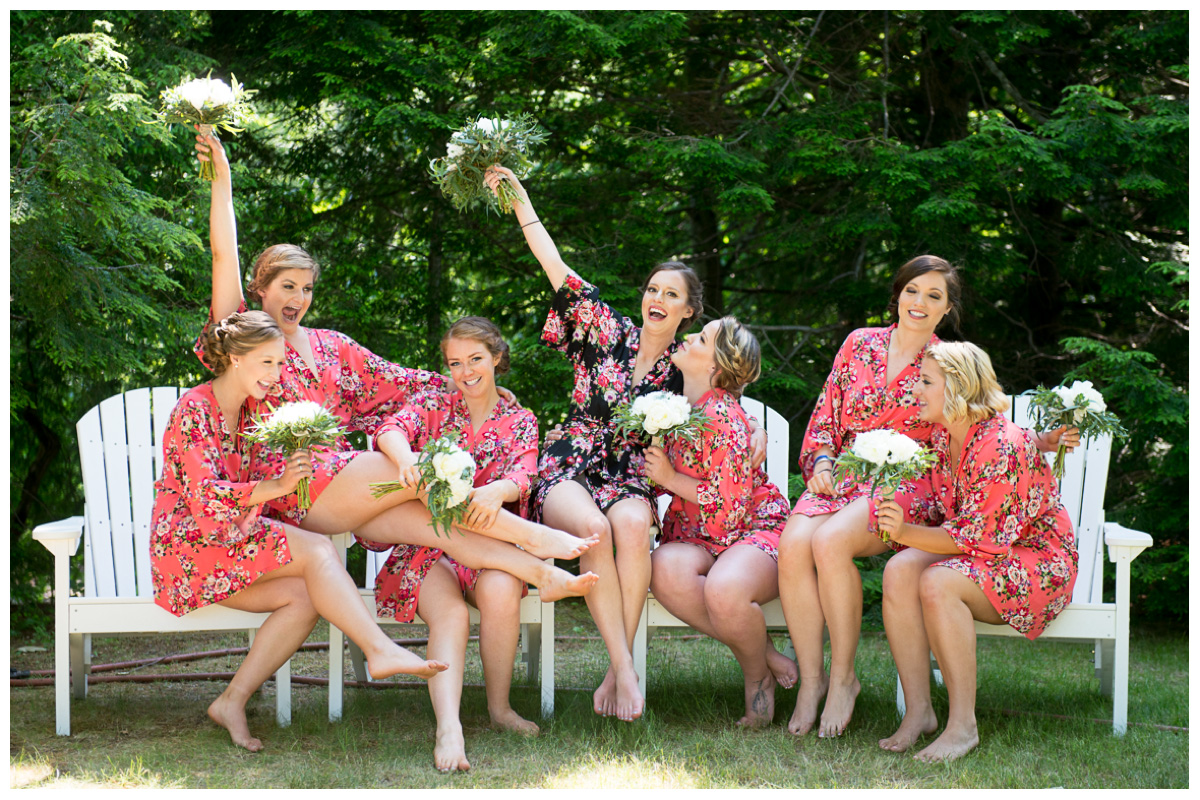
{"left": 428, "top": 113, "right": 548, "bottom": 214}
{"left": 243, "top": 401, "right": 346, "bottom": 509}
{"left": 1028, "top": 380, "right": 1127, "bottom": 480}
{"left": 613, "top": 391, "right": 711, "bottom": 449}
{"left": 150, "top": 73, "right": 256, "bottom": 180}
{"left": 370, "top": 433, "right": 476, "bottom": 538}
{"left": 835, "top": 429, "right": 937, "bottom": 543}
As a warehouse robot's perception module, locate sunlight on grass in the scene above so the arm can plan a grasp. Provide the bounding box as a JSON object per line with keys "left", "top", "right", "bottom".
{"left": 542, "top": 753, "right": 703, "bottom": 789}
{"left": 10, "top": 751, "right": 185, "bottom": 790}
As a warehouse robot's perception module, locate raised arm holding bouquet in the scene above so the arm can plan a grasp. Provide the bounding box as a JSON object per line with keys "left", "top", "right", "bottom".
{"left": 152, "top": 74, "right": 255, "bottom": 180}
{"left": 430, "top": 115, "right": 548, "bottom": 214}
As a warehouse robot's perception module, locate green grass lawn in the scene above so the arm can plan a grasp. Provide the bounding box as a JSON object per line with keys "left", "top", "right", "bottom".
{"left": 9, "top": 598, "right": 1188, "bottom": 789}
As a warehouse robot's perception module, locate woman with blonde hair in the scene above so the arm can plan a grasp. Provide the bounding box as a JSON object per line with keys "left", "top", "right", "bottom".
{"left": 643, "top": 317, "right": 792, "bottom": 727}
{"left": 875, "top": 341, "right": 1078, "bottom": 762}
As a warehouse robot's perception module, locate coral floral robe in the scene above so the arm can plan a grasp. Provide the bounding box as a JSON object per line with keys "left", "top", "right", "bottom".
{"left": 535, "top": 275, "right": 684, "bottom": 516}
{"left": 195, "top": 303, "right": 446, "bottom": 524}
{"left": 150, "top": 383, "right": 291, "bottom": 616}
{"left": 660, "top": 389, "right": 790, "bottom": 560}
{"left": 364, "top": 391, "right": 537, "bottom": 622}
{"left": 926, "top": 414, "right": 1077, "bottom": 639}
{"left": 793, "top": 326, "right": 942, "bottom": 544}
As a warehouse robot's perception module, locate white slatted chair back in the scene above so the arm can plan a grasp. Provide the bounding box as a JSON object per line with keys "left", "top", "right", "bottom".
{"left": 1005, "top": 393, "right": 1111, "bottom": 606}
{"left": 77, "top": 387, "right": 182, "bottom": 599}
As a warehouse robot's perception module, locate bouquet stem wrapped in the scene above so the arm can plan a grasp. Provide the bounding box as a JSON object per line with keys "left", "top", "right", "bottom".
{"left": 1028, "top": 380, "right": 1127, "bottom": 480}
{"left": 243, "top": 401, "right": 346, "bottom": 509}
{"left": 149, "top": 73, "right": 256, "bottom": 181}
{"left": 835, "top": 429, "right": 936, "bottom": 543}
{"left": 429, "top": 114, "right": 548, "bottom": 214}
{"left": 370, "top": 433, "right": 476, "bottom": 538}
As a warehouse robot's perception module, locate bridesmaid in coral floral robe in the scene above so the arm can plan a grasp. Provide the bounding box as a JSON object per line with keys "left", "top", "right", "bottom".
{"left": 876, "top": 341, "right": 1076, "bottom": 763}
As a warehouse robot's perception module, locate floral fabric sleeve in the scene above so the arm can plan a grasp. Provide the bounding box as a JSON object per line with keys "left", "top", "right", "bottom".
{"left": 193, "top": 299, "right": 250, "bottom": 371}
{"left": 941, "top": 436, "right": 1029, "bottom": 559}
{"left": 798, "top": 331, "right": 856, "bottom": 475}
{"left": 694, "top": 402, "right": 753, "bottom": 537}
{"left": 329, "top": 332, "right": 447, "bottom": 438}
{"left": 172, "top": 401, "right": 259, "bottom": 546}
{"left": 497, "top": 409, "right": 539, "bottom": 515}
{"left": 541, "top": 274, "right": 628, "bottom": 362}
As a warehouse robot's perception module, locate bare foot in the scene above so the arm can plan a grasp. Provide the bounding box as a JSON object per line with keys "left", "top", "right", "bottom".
{"left": 366, "top": 645, "right": 450, "bottom": 681}
{"left": 433, "top": 724, "right": 471, "bottom": 773}
{"left": 817, "top": 675, "right": 860, "bottom": 738}
{"left": 787, "top": 672, "right": 828, "bottom": 736}
{"left": 736, "top": 674, "right": 775, "bottom": 728}
{"left": 523, "top": 523, "right": 601, "bottom": 561}
{"left": 538, "top": 569, "right": 599, "bottom": 602}
{"left": 593, "top": 667, "right": 616, "bottom": 716}
{"left": 207, "top": 693, "right": 262, "bottom": 752}
{"left": 489, "top": 707, "right": 540, "bottom": 736}
{"left": 879, "top": 706, "right": 939, "bottom": 752}
{"left": 914, "top": 723, "right": 979, "bottom": 763}
{"left": 614, "top": 666, "right": 644, "bottom": 722}
{"left": 766, "top": 645, "right": 798, "bottom": 690}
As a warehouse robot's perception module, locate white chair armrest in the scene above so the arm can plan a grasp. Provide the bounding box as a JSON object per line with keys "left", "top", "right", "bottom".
{"left": 1103, "top": 521, "right": 1153, "bottom": 559}
{"left": 32, "top": 517, "right": 85, "bottom": 556}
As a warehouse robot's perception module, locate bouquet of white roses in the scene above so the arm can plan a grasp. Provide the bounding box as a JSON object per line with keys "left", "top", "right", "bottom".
{"left": 613, "top": 391, "right": 711, "bottom": 449}
{"left": 243, "top": 401, "right": 346, "bottom": 509}
{"left": 370, "top": 433, "right": 476, "bottom": 538}
{"left": 836, "top": 429, "right": 937, "bottom": 543}
{"left": 429, "top": 113, "right": 548, "bottom": 214}
{"left": 150, "top": 73, "right": 256, "bottom": 180}
{"left": 1028, "top": 380, "right": 1127, "bottom": 480}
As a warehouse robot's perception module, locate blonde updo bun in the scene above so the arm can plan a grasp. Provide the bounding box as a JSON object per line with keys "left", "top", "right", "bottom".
{"left": 201, "top": 310, "right": 282, "bottom": 376}
{"left": 711, "top": 316, "right": 761, "bottom": 397}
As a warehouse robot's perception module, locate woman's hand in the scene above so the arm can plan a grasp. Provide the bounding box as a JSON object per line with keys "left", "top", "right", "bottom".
{"left": 464, "top": 482, "right": 508, "bottom": 531}
{"left": 194, "top": 125, "right": 230, "bottom": 183}
{"left": 1039, "top": 425, "right": 1081, "bottom": 454}
{"left": 748, "top": 427, "right": 767, "bottom": 470}
{"left": 644, "top": 445, "right": 675, "bottom": 487}
{"left": 484, "top": 164, "right": 529, "bottom": 206}
{"left": 876, "top": 497, "right": 904, "bottom": 543}
{"left": 276, "top": 450, "right": 312, "bottom": 495}
{"left": 806, "top": 459, "right": 837, "bottom": 497}
{"left": 394, "top": 455, "right": 423, "bottom": 492}
{"left": 544, "top": 423, "right": 565, "bottom": 445}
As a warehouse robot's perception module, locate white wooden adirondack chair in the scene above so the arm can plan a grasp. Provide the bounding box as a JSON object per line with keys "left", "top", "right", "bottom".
{"left": 31, "top": 387, "right": 306, "bottom": 735}
{"left": 325, "top": 543, "right": 556, "bottom": 718}
{"left": 895, "top": 392, "right": 1153, "bottom": 735}
{"left": 631, "top": 396, "right": 791, "bottom": 696}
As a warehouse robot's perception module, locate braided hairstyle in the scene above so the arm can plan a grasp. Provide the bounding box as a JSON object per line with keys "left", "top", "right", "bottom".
{"left": 924, "top": 341, "right": 1009, "bottom": 425}
{"left": 710, "top": 316, "right": 762, "bottom": 398}
{"left": 200, "top": 310, "right": 282, "bottom": 375}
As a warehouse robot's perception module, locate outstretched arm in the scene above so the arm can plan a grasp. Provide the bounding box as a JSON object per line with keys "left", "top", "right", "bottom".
{"left": 484, "top": 165, "right": 574, "bottom": 292}
{"left": 196, "top": 127, "right": 245, "bottom": 320}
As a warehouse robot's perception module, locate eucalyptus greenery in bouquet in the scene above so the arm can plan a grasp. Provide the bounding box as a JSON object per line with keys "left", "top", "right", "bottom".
{"left": 150, "top": 73, "right": 256, "bottom": 180}
{"left": 243, "top": 401, "right": 345, "bottom": 509}
{"left": 836, "top": 429, "right": 937, "bottom": 543}
{"left": 370, "top": 433, "right": 476, "bottom": 538}
{"left": 429, "top": 114, "right": 548, "bottom": 214}
{"left": 613, "top": 391, "right": 712, "bottom": 449}
{"left": 1028, "top": 380, "right": 1127, "bottom": 480}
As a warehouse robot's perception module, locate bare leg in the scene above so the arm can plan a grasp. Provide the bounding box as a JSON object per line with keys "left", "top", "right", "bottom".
{"left": 349, "top": 501, "right": 598, "bottom": 602}
{"left": 810, "top": 498, "right": 889, "bottom": 737}
{"left": 778, "top": 512, "right": 830, "bottom": 735}
{"left": 914, "top": 566, "right": 1003, "bottom": 763}
{"left": 607, "top": 498, "right": 654, "bottom": 722}
{"left": 417, "top": 560, "right": 471, "bottom": 773}
{"left": 209, "top": 577, "right": 318, "bottom": 751}
{"left": 301, "top": 452, "right": 597, "bottom": 561}
{"left": 466, "top": 570, "right": 539, "bottom": 735}
{"left": 249, "top": 524, "right": 448, "bottom": 680}
{"left": 541, "top": 481, "right": 641, "bottom": 721}
{"left": 879, "top": 548, "right": 944, "bottom": 752}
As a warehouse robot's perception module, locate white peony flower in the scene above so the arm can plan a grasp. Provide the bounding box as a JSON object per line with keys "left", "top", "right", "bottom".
{"left": 446, "top": 476, "right": 472, "bottom": 508}
{"left": 476, "top": 117, "right": 503, "bottom": 134}
{"left": 207, "top": 79, "right": 234, "bottom": 106}
{"left": 446, "top": 143, "right": 464, "bottom": 159}
{"left": 180, "top": 78, "right": 212, "bottom": 111}
{"left": 883, "top": 433, "right": 921, "bottom": 464}
{"left": 850, "top": 430, "right": 893, "bottom": 465}
{"left": 267, "top": 401, "right": 327, "bottom": 426}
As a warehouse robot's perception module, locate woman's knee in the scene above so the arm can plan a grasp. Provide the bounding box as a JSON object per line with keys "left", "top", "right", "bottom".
{"left": 289, "top": 527, "right": 340, "bottom": 567}
{"left": 703, "top": 573, "right": 752, "bottom": 620}
{"left": 476, "top": 570, "right": 523, "bottom": 607}
{"left": 882, "top": 550, "right": 925, "bottom": 596}
{"left": 610, "top": 517, "right": 652, "bottom": 553}
{"left": 917, "top": 566, "right": 957, "bottom": 609}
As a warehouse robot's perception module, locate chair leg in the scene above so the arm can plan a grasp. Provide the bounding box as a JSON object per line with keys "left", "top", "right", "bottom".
{"left": 522, "top": 622, "right": 541, "bottom": 683}
{"left": 276, "top": 658, "right": 292, "bottom": 727}
{"left": 540, "top": 599, "right": 555, "bottom": 718}
{"left": 1097, "top": 639, "right": 1116, "bottom": 697}
{"left": 896, "top": 673, "right": 907, "bottom": 718}
{"left": 632, "top": 601, "right": 649, "bottom": 697}
{"left": 70, "top": 634, "right": 87, "bottom": 700}
{"left": 329, "top": 624, "right": 345, "bottom": 722}
{"left": 348, "top": 640, "right": 368, "bottom": 684}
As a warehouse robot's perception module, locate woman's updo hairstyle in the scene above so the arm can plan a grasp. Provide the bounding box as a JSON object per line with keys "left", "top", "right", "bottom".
{"left": 711, "top": 316, "right": 762, "bottom": 398}
{"left": 925, "top": 341, "right": 1009, "bottom": 425}
{"left": 641, "top": 261, "right": 704, "bottom": 334}
{"left": 888, "top": 254, "right": 962, "bottom": 332}
{"left": 441, "top": 316, "right": 511, "bottom": 376}
{"left": 246, "top": 244, "right": 322, "bottom": 304}
{"left": 200, "top": 311, "right": 282, "bottom": 376}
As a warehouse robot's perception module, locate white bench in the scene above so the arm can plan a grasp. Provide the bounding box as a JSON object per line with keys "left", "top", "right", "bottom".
{"left": 895, "top": 393, "right": 1153, "bottom": 735}
{"left": 32, "top": 387, "right": 305, "bottom": 735}
{"left": 328, "top": 543, "right": 555, "bottom": 718}
{"left": 631, "top": 396, "right": 792, "bottom": 696}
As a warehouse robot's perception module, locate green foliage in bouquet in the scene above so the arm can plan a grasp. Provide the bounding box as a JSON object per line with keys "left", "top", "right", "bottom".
{"left": 429, "top": 113, "right": 548, "bottom": 214}
{"left": 149, "top": 73, "right": 256, "bottom": 179}
{"left": 835, "top": 429, "right": 937, "bottom": 542}
{"left": 612, "top": 390, "right": 712, "bottom": 448}
{"left": 243, "top": 401, "right": 346, "bottom": 509}
{"left": 1027, "top": 380, "right": 1128, "bottom": 480}
{"left": 370, "top": 433, "right": 476, "bottom": 538}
